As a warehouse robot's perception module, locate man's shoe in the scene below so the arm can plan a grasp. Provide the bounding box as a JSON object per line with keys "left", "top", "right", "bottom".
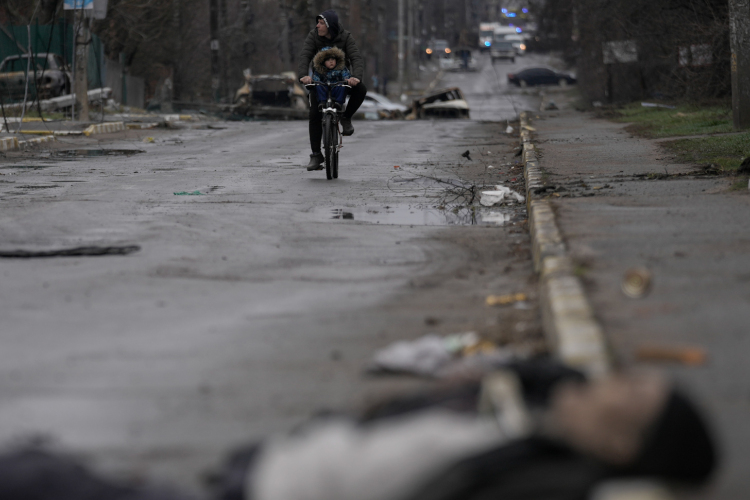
{"left": 306, "top": 152, "right": 324, "bottom": 171}
{"left": 340, "top": 116, "right": 354, "bottom": 136}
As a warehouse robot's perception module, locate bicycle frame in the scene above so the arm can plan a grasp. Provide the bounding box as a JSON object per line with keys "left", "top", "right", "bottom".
{"left": 306, "top": 81, "right": 351, "bottom": 180}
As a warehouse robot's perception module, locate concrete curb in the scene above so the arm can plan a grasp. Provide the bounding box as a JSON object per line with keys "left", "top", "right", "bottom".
{"left": 0, "top": 135, "right": 57, "bottom": 151}
{"left": 19, "top": 136, "right": 57, "bottom": 148}
{"left": 0, "top": 136, "right": 19, "bottom": 152}
{"left": 520, "top": 111, "right": 612, "bottom": 378}
{"left": 83, "top": 121, "right": 126, "bottom": 136}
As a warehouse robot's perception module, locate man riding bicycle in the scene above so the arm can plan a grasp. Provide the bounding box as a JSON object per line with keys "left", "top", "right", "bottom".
{"left": 298, "top": 10, "right": 367, "bottom": 171}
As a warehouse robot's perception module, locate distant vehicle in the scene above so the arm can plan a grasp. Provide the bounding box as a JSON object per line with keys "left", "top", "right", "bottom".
{"left": 426, "top": 39, "right": 451, "bottom": 59}
{"left": 352, "top": 91, "right": 408, "bottom": 119}
{"left": 503, "top": 34, "right": 527, "bottom": 55}
{"left": 490, "top": 41, "right": 516, "bottom": 64}
{"left": 507, "top": 67, "right": 577, "bottom": 87}
{"left": 493, "top": 26, "right": 520, "bottom": 40}
{"left": 411, "top": 87, "right": 469, "bottom": 119}
{"left": 479, "top": 22, "right": 501, "bottom": 51}
{"left": 0, "top": 53, "right": 70, "bottom": 100}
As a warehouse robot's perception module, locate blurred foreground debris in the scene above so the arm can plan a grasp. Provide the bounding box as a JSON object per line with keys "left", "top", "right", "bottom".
{"left": 215, "top": 360, "right": 717, "bottom": 500}
{"left": 635, "top": 345, "right": 708, "bottom": 366}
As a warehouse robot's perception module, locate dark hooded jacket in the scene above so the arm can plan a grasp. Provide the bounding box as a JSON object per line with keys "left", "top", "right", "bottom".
{"left": 296, "top": 10, "right": 364, "bottom": 81}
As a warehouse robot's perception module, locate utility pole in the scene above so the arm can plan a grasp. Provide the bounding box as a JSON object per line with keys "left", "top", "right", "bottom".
{"left": 74, "top": 7, "right": 90, "bottom": 121}
{"left": 398, "top": 0, "right": 404, "bottom": 96}
{"left": 209, "top": 0, "right": 221, "bottom": 102}
{"left": 407, "top": 0, "right": 414, "bottom": 89}
{"left": 729, "top": 0, "right": 750, "bottom": 129}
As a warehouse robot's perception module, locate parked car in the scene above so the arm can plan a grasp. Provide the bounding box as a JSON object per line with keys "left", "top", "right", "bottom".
{"left": 490, "top": 41, "right": 516, "bottom": 64}
{"left": 507, "top": 67, "right": 576, "bottom": 87}
{"left": 411, "top": 87, "right": 470, "bottom": 119}
{"left": 0, "top": 53, "right": 70, "bottom": 100}
{"left": 351, "top": 91, "right": 408, "bottom": 119}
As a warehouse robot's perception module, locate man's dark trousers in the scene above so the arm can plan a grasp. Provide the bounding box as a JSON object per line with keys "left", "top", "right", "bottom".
{"left": 308, "top": 83, "right": 367, "bottom": 153}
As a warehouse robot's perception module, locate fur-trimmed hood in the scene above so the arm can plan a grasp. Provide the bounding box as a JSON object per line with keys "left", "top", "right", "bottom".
{"left": 312, "top": 46, "right": 347, "bottom": 75}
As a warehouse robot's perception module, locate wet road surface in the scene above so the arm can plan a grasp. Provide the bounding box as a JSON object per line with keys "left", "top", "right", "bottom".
{"left": 0, "top": 56, "right": 542, "bottom": 490}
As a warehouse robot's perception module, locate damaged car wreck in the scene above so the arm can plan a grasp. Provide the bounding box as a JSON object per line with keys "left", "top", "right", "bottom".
{"left": 233, "top": 70, "right": 308, "bottom": 119}
{"left": 409, "top": 87, "right": 470, "bottom": 119}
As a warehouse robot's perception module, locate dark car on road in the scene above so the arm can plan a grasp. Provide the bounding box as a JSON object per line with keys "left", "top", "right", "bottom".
{"left": 507, "top": 67, "right": 576, "bottom": 88}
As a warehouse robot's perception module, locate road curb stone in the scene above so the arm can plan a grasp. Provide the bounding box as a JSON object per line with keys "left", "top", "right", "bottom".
{"left": 83, "top": 121, "right": 126, "bottom": 136}
{"left": 0, "top": 136, "right": 19, "bottom": 151}
{"left": 520, "top": 111, "right": 612, "bottom": 378}
{"left": 19, "top": 136, "right": 57, "bottom": 148}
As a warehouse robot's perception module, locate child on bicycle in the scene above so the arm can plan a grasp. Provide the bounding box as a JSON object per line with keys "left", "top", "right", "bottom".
{"left": 312, "top": 46, "right": 351, "bottom": 107}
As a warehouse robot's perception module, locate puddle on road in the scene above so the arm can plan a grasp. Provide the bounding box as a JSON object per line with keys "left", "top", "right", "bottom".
{"left": 318, "top": 206, "right": 521, "bottom": 226}
{"left": 53, "top": 149, "right": 145, "bottom": 158}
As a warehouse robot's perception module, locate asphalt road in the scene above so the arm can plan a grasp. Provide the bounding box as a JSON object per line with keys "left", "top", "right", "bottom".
{"left": 0, "top": 54, "right": 542, "bottom": 491}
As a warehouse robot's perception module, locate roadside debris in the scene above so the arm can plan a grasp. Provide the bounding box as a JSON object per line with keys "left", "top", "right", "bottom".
{"left": 0, "top": 245, "right": 140, "bottom": 258}
{"left": 641, "top": 102, "right": 676, "bottom": 109}
{"left": 461, "top": 150, "right": 472, "bottom": 161}
{"left": 738, "top": 157, "right": 750, "bottom": 175}
{"left": 174, "top": 191, "right": 205, "bottom": 196}
{"left": 370, "top": 332, "right": 514, "bottom": 377}
{"left": 480, "top": 185, "right": 525, "bottom": 206}
{"left": 408, "top": 87, "right": 470, "bottom": 119}
{"left": 486, "top": 293, "right": 528, "bottom": 306}
{"left": 635, "top": 345, "right": 707, "bottom": 366}
{"left": 621, "top": 267, "right": 652, "bottom": 298}
{"left": 505, "top": 125, "right": 514, "bottom": 134}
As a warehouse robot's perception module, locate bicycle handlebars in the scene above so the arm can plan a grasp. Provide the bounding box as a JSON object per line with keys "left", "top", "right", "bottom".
{"left": 304, "top": 82, "right": 352, "bottom": 90}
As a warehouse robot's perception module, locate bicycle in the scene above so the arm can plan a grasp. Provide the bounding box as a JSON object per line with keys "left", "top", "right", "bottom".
{"left": 306, "top": 81, "right": 351, "bottom": 180}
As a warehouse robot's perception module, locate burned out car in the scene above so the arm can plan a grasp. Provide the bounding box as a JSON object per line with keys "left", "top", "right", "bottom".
{"left": 234, "top": 70, "right": 308, "bottom": 118}
{"left": 411, "top": 87, "right": 470, "bottom": 119}
{"left": 0, "top": 53, "right": 71, "bottom": 100}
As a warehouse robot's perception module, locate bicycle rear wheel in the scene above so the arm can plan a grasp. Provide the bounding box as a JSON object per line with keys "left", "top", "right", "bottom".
{"left": 323, "top": 114, "right": 334, "bottom": 180}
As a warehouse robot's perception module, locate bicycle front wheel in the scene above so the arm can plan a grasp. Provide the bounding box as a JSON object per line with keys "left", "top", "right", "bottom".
{"left": 324, "top": 114, "right": 334, "bottom": 180}
{"left": 332, "top": 121, "right": 339, "bottom": 179}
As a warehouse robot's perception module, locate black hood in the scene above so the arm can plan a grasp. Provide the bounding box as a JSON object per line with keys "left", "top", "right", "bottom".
{"left": 317, "top": 10, "right": 340, "bottom": 40}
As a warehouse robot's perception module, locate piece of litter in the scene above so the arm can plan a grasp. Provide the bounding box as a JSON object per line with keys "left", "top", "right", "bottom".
{"left": 486, "top": 293, "right": 527, "bottom": 306}
{"left": 622, "top": 267, "right": 652, "bottom": 298}
{"left": 143, "top": 137, "right": 155, "bottom": 143}
{"left": 394, "top": 165, "right": 400, "bottom": 169}
{"left": 641, "top": 102, "right": 676, "bottom": 109}
{"left": 480, "top": 185, "right": 525, "bottom": 206}
{"left": 521, "top": 125, "right": 536, "bottom": 131}
{"left": 174, "top": 191, "right": 205, "bottom": 196}
{"left": 635, "top": 345, "right": 707, "bottom": 366}
{"left": 505, "top": 125, "right": 514, "bottom": 134}
{"left": 370, "top": 332, "right": 514, "bottom": 377}
{"left": 481, "top": 212, "right": 510, "bottom": 224}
